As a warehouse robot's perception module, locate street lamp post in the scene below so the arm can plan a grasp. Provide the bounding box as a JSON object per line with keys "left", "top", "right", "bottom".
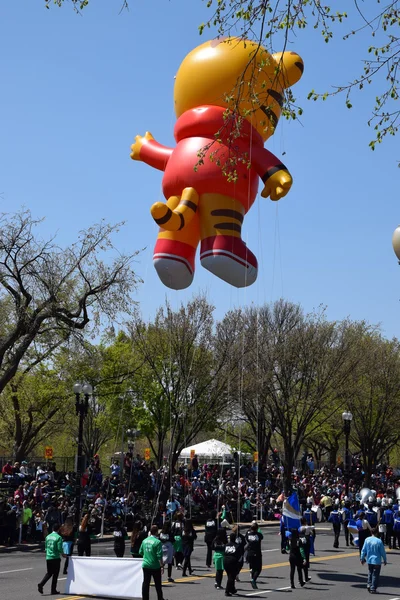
{"left": 342, "top": 411, "right": 353, "bottom": 495}
{"left": 73, "top": 382, "right": 93, "bottom": 526}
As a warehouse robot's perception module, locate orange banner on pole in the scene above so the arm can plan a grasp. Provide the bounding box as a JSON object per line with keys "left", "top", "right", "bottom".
{"left": 44, "top": 446, "right": 53, "bottom": 460}
{"left": 190, "top": 449, "right": 196, "bottom": 459}
{"left": 144, "top": 448, "right": 151, "bottom": 461}
{"left": 253, "top": 451, "right": 259, "bottom": 462}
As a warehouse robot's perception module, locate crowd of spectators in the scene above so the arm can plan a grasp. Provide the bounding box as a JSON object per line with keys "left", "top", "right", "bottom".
{"left": 0, "top": 448, "right": 399, "bottom": 547}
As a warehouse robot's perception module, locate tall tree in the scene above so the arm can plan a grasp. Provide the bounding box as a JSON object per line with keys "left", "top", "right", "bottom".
{"left": 0, "top": 209, "right": 139, "bottom": 397}
{"left": 346, "top": 334, "right": 400, "bottom": 485}
{"left": 232, "top": 300, "right": 367, "bottom": 493}
{"left": 127, "top": 295, "right": 237, "bottom": 470}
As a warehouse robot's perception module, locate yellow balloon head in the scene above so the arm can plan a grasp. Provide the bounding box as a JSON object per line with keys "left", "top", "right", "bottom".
{"left": 174, "top": 38, "right": 304, "bottom": 142}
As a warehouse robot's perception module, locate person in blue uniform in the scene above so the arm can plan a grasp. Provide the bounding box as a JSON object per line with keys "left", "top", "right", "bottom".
{"left": 328, "top": 503, "right": 341, "bottom": 548}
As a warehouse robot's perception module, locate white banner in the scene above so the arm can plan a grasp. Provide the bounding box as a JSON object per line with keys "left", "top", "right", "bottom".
{"left": 65, "top": 556, "right": 143, "bottom": 599}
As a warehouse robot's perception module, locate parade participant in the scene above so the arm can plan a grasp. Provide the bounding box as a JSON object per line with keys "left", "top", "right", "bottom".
{"left": 223, "top": 533, "right": 240, "bottom": 597}
{"left": 319, "top": 493, "right": 333, "bottom": 522}
{"left": 286, "top": 529, "right": 306, "bottom": 589}
{"left": 59, "top": 517, "right": 75, "bottom": 575}
{"left": 171, "top": 512, "right": 184, "bottom": 569}
{"left": 213, "top": 530, "right": 226, "bottom": 590}
{"left": 181, "top": 519, "right": 197, "bottom": 576}
{"left": 303, "top": 503, "right": 317, "bottom": 527}
{"left": 139, "top": 524, "right": 165, "bottom": 600}
{"left": 365, "top": 502, "right": 378, "bottom": 528}
{"left": 113, "top": 519, "right": 127, "bottom": 557}
{"left": 130, "top": 520, "right": 147, "bottom": 558}
{"left": 360, "top": 527, "right": 387, "bottom": 594}
{"left": 393, "top": 508, "right": 400, "bottom": 549}
{"left": 341, "top": 501, "right": 354, "bottom": 547}
{"left": 38, "top": 523, "right": 66, "bottom": 595}
{"left": 231, "top": 525, "right": 246, "bottom": 582}
{"left": 299, "top": 518, "right": 314, "bottom": 582}
{"left": 77, "top": 513, "right": 92, "bottom": 557}
{"left": 356, "top": 512, "right": 372, "bottom": 555}
{"left": 328, "top": 502, "right": 341, "bottom": 548}
{"left": 245, "top": 521, "right": 263, "bottom": 589}
{"left": 204, "top": 509, "right": 218, "bottom": 568}
{"left": 381, "top": 503, "right": 394, "bottom": 549}
{"left": 160, "top": 521, "right": 175, "bottom": 582}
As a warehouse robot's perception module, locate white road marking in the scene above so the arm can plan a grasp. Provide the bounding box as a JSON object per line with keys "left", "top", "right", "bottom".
{"left": 262, "top": 548, "right": 280, "bottom": 553}
{"left": 0, "top": 567, "right": 33, "bottom": 574}
{"left": 246, "top": 586, "right": 291, "bottom": 596}
{"left": 59, "top": 577, "right": 67, "bottom": 581}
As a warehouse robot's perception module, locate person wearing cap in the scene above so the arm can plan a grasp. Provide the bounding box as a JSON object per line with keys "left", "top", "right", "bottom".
{"left": 245, "top": 521, "right": 263, "bottom": 589}
{"left": 38, "top": 522, "right": 66, "bottom": 595}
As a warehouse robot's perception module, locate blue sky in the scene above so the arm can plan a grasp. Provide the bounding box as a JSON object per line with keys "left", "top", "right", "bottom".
{"left": 1, "top": 1, "right": 399, "bottom": 337}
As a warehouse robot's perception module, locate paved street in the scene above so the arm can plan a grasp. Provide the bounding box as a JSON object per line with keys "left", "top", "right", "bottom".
{"left": 0, "top": 527, "right": 399, "bottom": 600}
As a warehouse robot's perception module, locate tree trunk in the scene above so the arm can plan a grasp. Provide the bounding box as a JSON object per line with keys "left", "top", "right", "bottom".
{"left": 283, "top": 445, "right": 295, "bottom": 495}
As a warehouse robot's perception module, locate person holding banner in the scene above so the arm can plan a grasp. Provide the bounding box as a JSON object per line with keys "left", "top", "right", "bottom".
{"left": 38, "top": 522, "right": 66, "bottom": 595}
{"left": 60, "top": 517, "right": 75, "bottom": 575}
{"left": 139, "top": 524, "right": 165, "bottom": 600}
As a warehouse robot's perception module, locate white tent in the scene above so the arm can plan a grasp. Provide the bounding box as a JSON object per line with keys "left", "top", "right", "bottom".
{"left": 179, "top": 438, "right": 233, "bottom": 459}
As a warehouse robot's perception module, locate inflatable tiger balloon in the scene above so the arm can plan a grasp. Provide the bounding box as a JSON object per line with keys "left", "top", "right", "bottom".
{"left": 131, "top": 38, "right": 304, "bottom": 290}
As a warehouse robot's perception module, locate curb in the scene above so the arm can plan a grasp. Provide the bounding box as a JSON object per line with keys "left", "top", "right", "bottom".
{"left": 0, "top": 521, "right": 280, "bottom": 554}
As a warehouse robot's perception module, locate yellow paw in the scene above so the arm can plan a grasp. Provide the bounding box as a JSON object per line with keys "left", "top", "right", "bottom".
{"left": 261, "top": 170, "right": 293, "bottom": 201}
{"left": 130, "top": 131, "right": 154, "bottom": 160}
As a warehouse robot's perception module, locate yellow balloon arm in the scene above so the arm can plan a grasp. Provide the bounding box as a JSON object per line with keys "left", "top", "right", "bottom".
{"left": 251, "top": 147, "right": 292, "bottom": 200}
{"left": 130, "top": 132, "right": 173, "bottom": 172}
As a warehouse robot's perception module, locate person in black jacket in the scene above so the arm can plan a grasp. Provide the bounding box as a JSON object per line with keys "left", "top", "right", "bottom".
{"left": 245, "top": 522, "right": 263, "bottom": 589}
{"left": 182, "top": 520, "right": 197, "bottom": 577}
{"left": 204, "top": 510, "right": 218, "bottom": 568}
{"left": 223, "top": 533, "right": 240, "bottom": 597}
{"left": 286, "top": 529, "right": 306, "bottom": 589}
{"left": 113, "top": 519, "right": 127, "bottom": 557}
{"left": 77, "top": 513, "right": 92, "bottom": 557}
{"left": 232, "top": 525, "right": 246, "bottom": 582}
{"left": 130, "top": 521, "right": 147, "bottom": 558}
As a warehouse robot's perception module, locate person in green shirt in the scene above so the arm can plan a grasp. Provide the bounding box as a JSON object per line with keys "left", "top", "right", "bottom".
{"left": 139, "top": 524, "right": 166, "bottom": 600}
{"left": 21, "top": 501, "right": 33, "bottom": 543}
{"left": 38, "top": 522, "right": 66, "bottom": 595}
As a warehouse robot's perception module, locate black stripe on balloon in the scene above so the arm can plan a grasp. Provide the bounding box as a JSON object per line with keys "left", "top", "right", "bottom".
{"left": 267, "top": 89, "right": 283, "bottom": 107}
{"left": 155, "top": 208, "right": 173, "bottom": 225}
{"left": 178, "top": 212, "right": 185, "bottom": 231}
{"left": 181, "top": 200, "right": 198, "bottom": 212}
{"left": 295, "top": 61, "right": 304, "bottom": 73}
{"left": 260, "top": 105, "right": 278, "bottom": 128}
{"left": 262, "top": 164, "right": 287, "bottom": 183}
{"left": 215, "top": 222, "right": 242, "bottom": 233}
{"left": 211, "top": 209, "right": 244, "bottom": 223}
